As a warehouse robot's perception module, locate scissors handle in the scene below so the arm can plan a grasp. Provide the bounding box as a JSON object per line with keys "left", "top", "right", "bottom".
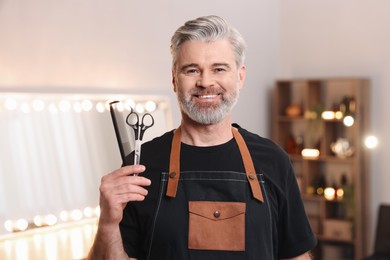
{"left": 139, "top": 113, "right": 154, "bottom": 140}
{"left": 126, "top": 111, "right": 140, "bottom": 140}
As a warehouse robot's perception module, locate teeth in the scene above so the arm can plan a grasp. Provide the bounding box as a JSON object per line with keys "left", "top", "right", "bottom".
{"left": 198, "top": 95, "right": 217, "bottom": 99}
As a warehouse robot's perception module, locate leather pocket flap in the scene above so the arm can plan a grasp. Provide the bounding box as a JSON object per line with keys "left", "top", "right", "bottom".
{"left": 189, "top": 201, "right": 246, "bottom": 221}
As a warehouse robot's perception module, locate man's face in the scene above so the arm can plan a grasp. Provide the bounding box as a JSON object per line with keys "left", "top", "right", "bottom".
{"left": 172, "top": 39, "right": 246, "bottom": 125}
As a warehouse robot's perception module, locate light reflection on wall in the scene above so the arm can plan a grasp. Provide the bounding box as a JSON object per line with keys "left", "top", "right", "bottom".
{"left": 0, "top": 219, "right": 98, "bottom": 260}
{"left": 0, "top": 92, "right": 173, "bottom": 236}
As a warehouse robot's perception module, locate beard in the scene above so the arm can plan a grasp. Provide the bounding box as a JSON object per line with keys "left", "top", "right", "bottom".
{"left": 177, "top": 86, "right": 240, "bottom": 125}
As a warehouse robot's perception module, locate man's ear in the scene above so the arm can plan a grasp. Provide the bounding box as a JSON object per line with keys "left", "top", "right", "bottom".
{"left": 238, "top": 64, "right": 246, "bottom": 90}
{"left": 172, "top": 69, "right": 177, "bottom": 92}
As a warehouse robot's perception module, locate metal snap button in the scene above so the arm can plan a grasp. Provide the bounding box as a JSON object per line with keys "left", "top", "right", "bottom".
{"left": 249, "top": 173, "right": 256, "bottom": 180}
{"left": 169, "top": 172, "right": 176, "bottom": 178}
{"left": 213, "top": 210, "right": 220, "bottom": 218}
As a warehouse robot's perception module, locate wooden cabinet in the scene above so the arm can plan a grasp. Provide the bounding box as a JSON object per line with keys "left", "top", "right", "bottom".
{"left": 272, "top": 78, "right": 370, "bottom": 260}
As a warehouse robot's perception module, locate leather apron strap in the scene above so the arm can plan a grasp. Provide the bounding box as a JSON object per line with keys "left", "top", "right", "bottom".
{"left": 166, "top": 126, "right": 264, "bottom": 203}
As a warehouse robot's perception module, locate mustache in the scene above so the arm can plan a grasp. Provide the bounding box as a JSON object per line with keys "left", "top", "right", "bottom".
{"left": 190, "top": 87, "right": 225, "bottom": 96}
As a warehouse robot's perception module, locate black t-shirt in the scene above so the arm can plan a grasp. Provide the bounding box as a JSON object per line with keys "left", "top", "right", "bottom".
{"left": 120, "top": 125, "right": 317, "bottom": 259}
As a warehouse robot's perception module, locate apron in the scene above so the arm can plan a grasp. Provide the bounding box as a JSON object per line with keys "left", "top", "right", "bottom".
{"left": 145, "top": 127, "right": 274, "bottom": 260}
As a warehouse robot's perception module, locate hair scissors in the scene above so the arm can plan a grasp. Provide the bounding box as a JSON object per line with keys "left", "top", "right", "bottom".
{"left": 126, "top": 108, "right": 154, "bottom": 166}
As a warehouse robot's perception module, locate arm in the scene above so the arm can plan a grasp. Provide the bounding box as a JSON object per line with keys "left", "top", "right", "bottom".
{"left": 87, "top": 165, "right": 151, "bottom": 260}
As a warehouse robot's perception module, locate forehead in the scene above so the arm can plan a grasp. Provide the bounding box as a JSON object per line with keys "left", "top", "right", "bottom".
{"left": 176, "top": 39, "right": 236, "bottom": 67}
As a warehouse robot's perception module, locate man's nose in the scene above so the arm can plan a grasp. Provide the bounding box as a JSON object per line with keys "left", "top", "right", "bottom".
{"left": 196, "top": 72, "right": 215, "bottom": 87}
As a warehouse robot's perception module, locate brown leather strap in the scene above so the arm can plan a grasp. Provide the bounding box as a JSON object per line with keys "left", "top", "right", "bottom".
{"left": 166, "top": 126, "right": 264, "bottom": 203}
{"left": 232, "top": 127, "right": 264, "bottom": 202}
{"left": 166, "top": 127, "right": 182, "bottom": 198}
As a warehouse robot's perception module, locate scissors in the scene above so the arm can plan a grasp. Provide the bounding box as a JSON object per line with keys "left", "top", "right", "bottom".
{"left": 126, "top": 108, "right": 154, "bottom": 167}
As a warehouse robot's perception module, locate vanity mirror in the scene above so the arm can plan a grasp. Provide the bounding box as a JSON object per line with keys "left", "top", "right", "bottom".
{"left": 0, "top": 92, "right": 173, "bottom": 234}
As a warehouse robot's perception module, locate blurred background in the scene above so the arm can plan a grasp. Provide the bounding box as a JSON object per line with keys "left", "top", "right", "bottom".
{"left": 0, "top": 0, "right": 389, "bottom": 259}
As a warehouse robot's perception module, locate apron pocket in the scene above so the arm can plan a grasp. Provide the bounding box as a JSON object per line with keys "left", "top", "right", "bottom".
{"left": 188, "top": 201, "right": 246, "bottom": 251}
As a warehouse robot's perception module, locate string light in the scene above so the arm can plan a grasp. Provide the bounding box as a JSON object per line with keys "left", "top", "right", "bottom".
{"left": 4, "top": 220, "right": 13, "bottom": 232}
{"left": 32, "top": 99, "right": 45, "bottom": 111}
{"left": 81, "top": 100, "right": 93, "bottom": 112}
{"left": 70, "top": 209, "right": 83, "bottom": 222}
{"left": 44, "top": 214, "right": 57, "bottom": 226}
{"left": 145, "top": 101, "right": 157, "bottom": 112}
{"left": 135, "top": 103, "right": 145, "bottom": 114}
{"left": 33, "top": 215, "right": 44, "bottom": 227}
{"left": 15, "top": 219, "right": 29, "bottom": 231}
{"left": 1, "top": 95, "right": 166, "bottom": 117}
{"left": 95, "top": 102, "right": 105, "bottom": 113}
{"left": 3, "top": 206, "right": 102, "bottom": 233}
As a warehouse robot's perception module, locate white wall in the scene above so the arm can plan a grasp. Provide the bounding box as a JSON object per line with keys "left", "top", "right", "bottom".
{"left": 0, "top": 0, "right": 280, "bottom": 136}
{"left": 279, "top": 0, "right": 390, "bottom": 249}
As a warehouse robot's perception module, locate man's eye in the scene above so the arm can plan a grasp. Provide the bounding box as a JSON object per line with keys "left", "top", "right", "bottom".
{"left": 215, "top": 68, "right": 226, "bottom": 73}
{"left": 186, "top": 69, "right": 198, "bottom": 74}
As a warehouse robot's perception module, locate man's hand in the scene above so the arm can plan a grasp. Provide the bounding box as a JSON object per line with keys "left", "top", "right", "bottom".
{"left": 87, "top": 165, "right": 151, "bottom": 260}
{"left": 98, "top": 164, "right": 151, "bottom": 225}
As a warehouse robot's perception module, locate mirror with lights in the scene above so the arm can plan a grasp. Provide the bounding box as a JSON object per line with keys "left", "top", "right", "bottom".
{"left": 0, "top": 92, "right": 173, "bottom": 234}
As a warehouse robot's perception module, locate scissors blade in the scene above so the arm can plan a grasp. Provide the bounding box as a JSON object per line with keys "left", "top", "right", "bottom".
{"left": 133, "top": 139, "right": 142, "bottom": 165}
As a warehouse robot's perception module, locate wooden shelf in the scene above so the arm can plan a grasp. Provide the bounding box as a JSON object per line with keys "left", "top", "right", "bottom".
{"left": 272, "top": 78, "right": 370, "bottom": 260}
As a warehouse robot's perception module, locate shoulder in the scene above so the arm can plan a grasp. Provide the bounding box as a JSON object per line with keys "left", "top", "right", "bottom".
{"left": 234, "top": 123, "right": 289, "bottom": 163}
{"left": 234, "top": 124, "right": 294, "bottom": 186}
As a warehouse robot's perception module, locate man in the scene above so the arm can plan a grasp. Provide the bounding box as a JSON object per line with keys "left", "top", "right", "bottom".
{"left": 88, "top": 15, "right": 316, "bottom": 259}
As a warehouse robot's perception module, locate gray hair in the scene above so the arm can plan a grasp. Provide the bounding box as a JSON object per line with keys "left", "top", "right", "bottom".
{"left": 170, "top": 15, "right": 246, "bottom": 69}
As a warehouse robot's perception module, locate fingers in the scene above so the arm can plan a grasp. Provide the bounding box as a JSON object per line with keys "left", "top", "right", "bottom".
{"left": 107, "top": 164, "right": 146, "bottom": 178}
{"left": 100, "top": 165, "right": 151, "bottom": 203}
{"left": 98, "top": 166, "right": 152, "bottom": 224}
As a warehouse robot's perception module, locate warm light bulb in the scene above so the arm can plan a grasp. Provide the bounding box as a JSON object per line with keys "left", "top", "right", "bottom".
{"left": 96, "top": 102, "right": 105, "bottom": 113}
{"left": 335, "top": 111, "right": 343, "bottom": 120}
{"left": 124, "top": 99, "right": 135, "bottom": 111}
{"left": 71, "top": 209, "right": 83, "bottom": 221}
{"left": 15, "top": 219, "right": 28, "bottom": 231}
{"left": 33, "top": 215, "right": 43, "bottom": 227}
{"left": 83, "top": 207, "right": 94, "bottom": 218}
{"left": 60, "top": 210, "right": 69, "bottom": 222}
{"left": 321, "top": 111, "right": 335, "bottom": 120}
{"left": 324, "top": 187, "right": 336, "bottom": 200}
{"left": 95, "top": 206, "right": 101, "bottom": 217}
{"left": 301, "top": 148, "right": 320, "bottom": 159}
{"left": 115, "top": 101, "right": 124, "bottom": 112}
{"left": 145, "top": 101, "right": 157, "bottom": 112}
{"left": 81, "top": 100, "right": 93, "bottom": 112}
{"left": 44, "top": 214, "right": 57, "bottom": 226}
{"left": 336, "top": 188, "right": 344, "bottom": 199}
{"left": 343, "top": 116, "right": 354, "bottom": 127}
{"left": 4, "top": 220, "right": 13, "bottom": 232}
{"left": 365, "top": 135, "right": 378, "bottom": 149}
{"left": 135, "top": 103, "right": 144, "bottom": 114}
{"left": 32, "top": 99, "right": 45, "bottom": 111}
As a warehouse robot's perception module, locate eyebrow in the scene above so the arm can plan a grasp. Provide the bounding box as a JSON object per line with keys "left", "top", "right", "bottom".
{"left": 180, "top": 63, "right": 199, "bottom": 72}
{"left": 179, "top": 62, "right": 231, "bottom": 72}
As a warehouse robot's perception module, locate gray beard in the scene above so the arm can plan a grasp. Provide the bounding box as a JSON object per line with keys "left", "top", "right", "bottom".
{"left": 177, "top": 89, "right": 239, "bottom": 125}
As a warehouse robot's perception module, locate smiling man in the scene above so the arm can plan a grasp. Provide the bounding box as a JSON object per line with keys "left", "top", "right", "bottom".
{"left": 88, "top": 15, "right": 317, "bottom": 260}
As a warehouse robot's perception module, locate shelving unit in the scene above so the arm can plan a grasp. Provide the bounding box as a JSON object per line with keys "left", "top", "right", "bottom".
{"left": 272, "top": 78, "right": 370, "bottom": 260}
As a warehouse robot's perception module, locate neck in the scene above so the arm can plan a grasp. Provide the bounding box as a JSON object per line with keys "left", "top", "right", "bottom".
{"left": 179, "top": 117, "right": 233, "bottom": 146}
